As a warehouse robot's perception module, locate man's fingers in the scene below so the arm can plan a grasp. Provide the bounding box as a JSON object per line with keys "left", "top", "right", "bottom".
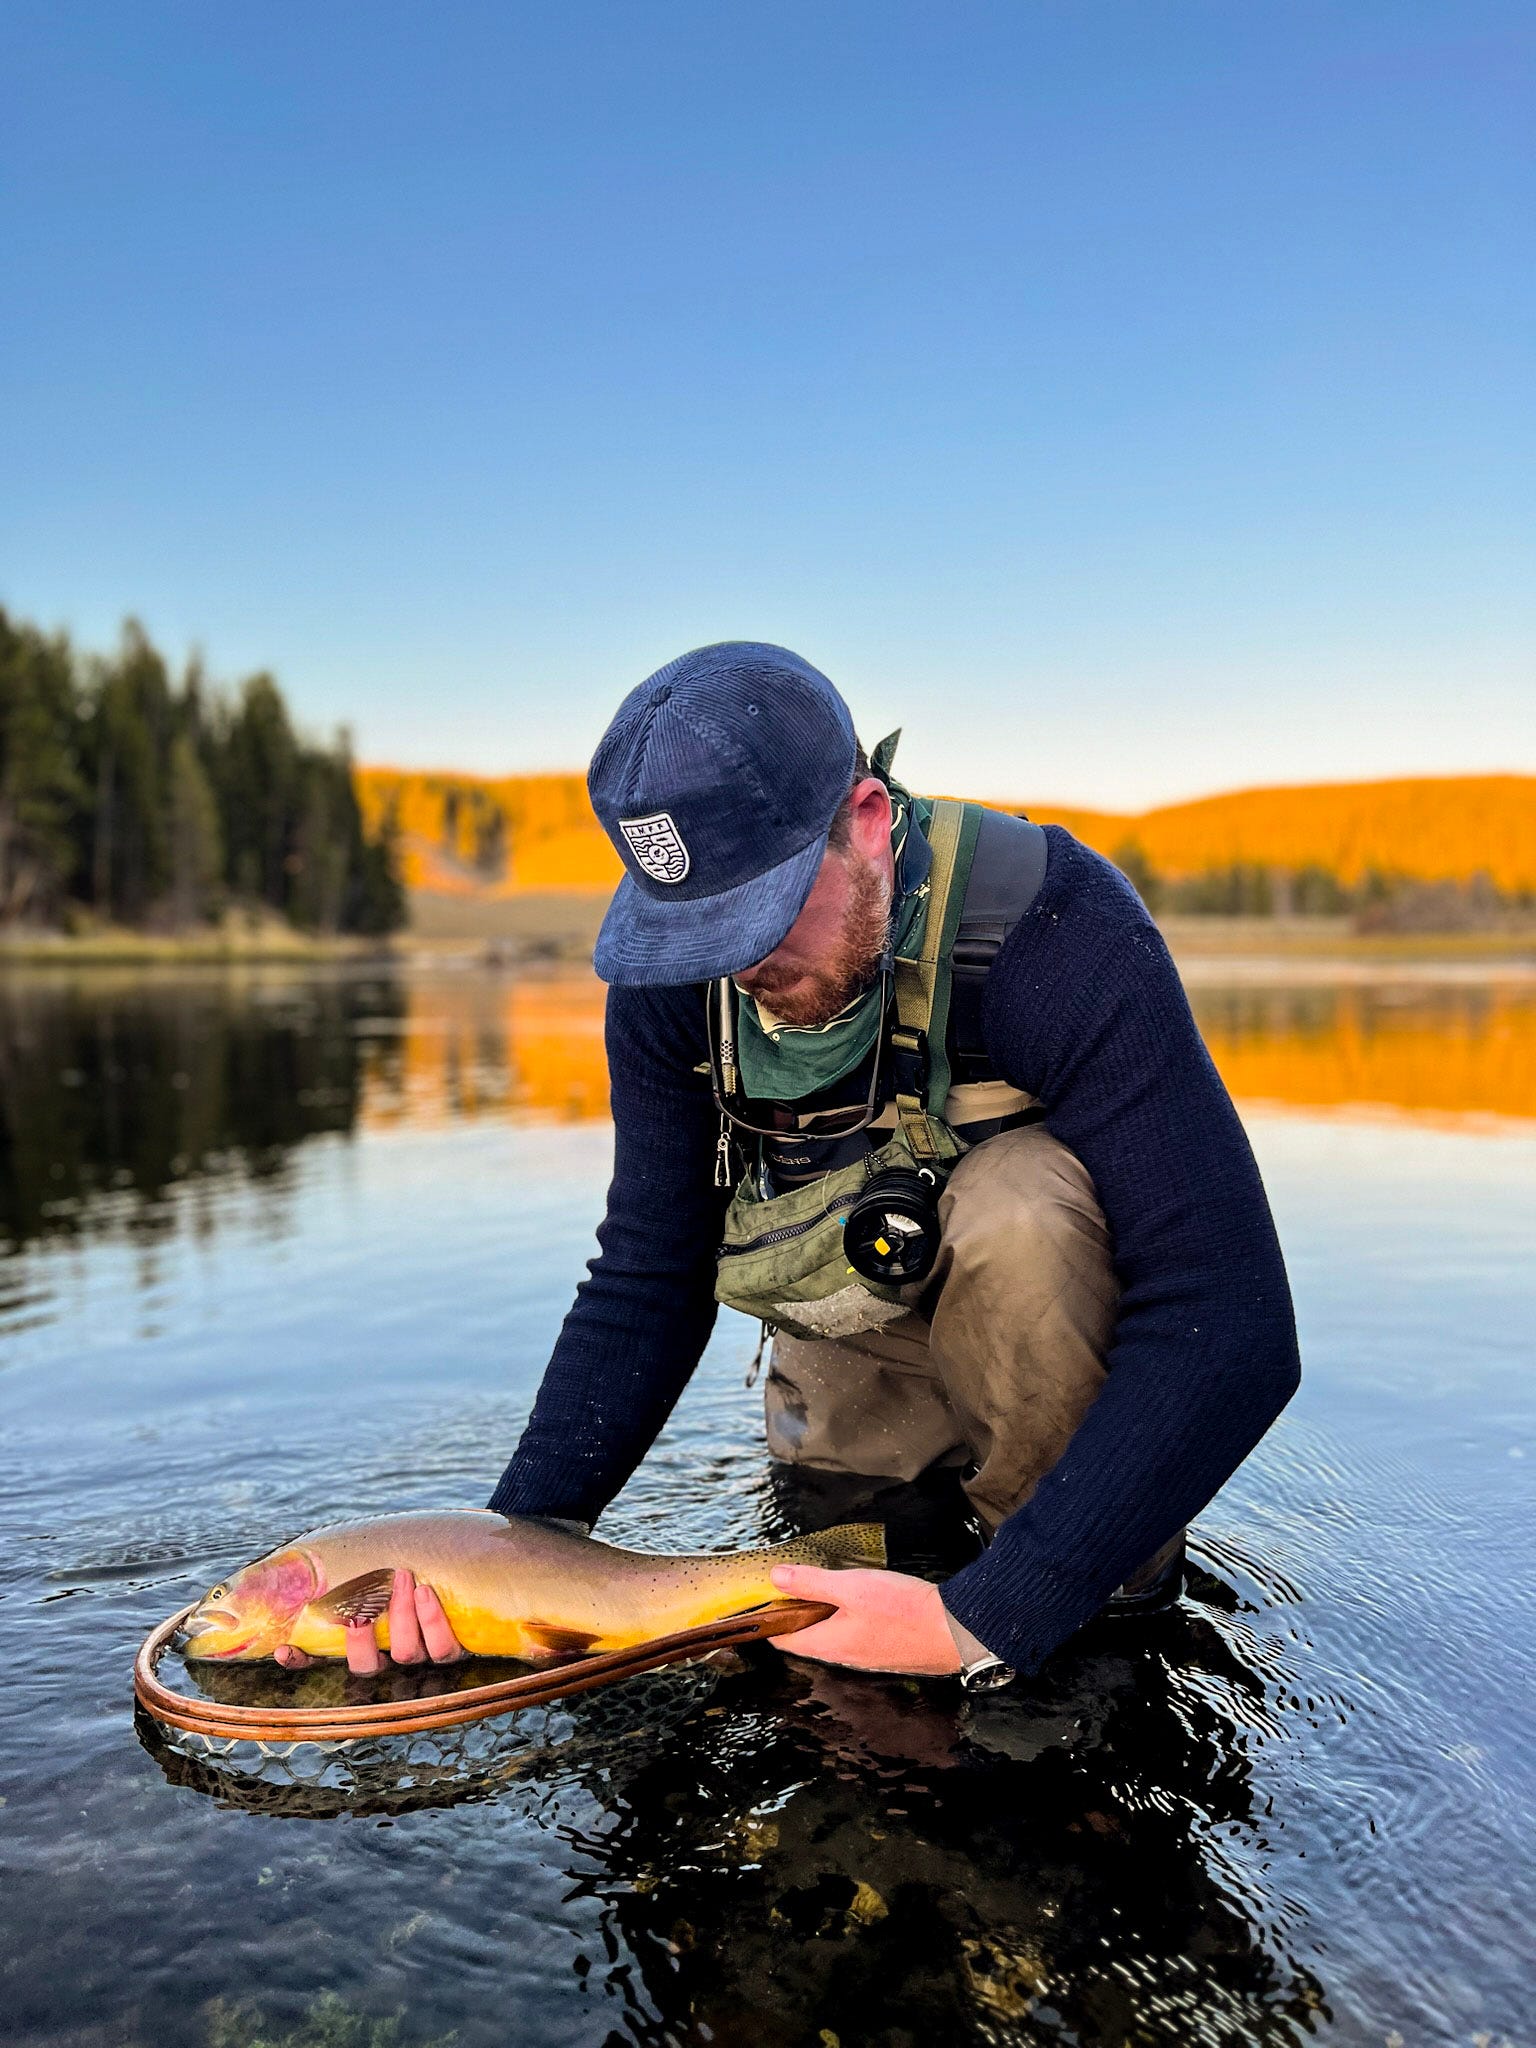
{"left": 770, "top": 1563, "right": 846, "bottom": 1657}
{"left": 273, "top": 1580, "right": 460, "bottom": 1671}
{"left": 387, "top": 1568, "right": 426, "bottom": 1664}
{"left": 414, "top": 1582, "right": 465, "bottom": 1663}
{"left": 344, "top": 1618, "right": 386, "bottom": 1674}
{"left": 771, "top": 1563, "right": 844, "bottom": 1601}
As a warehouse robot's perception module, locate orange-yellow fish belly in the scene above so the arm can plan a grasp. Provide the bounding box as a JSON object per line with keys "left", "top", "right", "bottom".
{"left": 282, "top": 1563, "right": 780, "bottom": 1662}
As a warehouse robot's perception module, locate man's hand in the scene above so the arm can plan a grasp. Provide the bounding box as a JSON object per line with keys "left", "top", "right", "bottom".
{"left": 769, "top": 1564, "right": 964, "bottom": 1676}
{"left": 273, "top": 1568, "right": 466, "bottom": 1674}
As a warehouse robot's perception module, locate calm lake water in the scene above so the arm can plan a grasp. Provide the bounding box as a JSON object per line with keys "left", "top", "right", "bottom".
{"left": 1, "top": 964, "right": 1532, "bottom": 2048}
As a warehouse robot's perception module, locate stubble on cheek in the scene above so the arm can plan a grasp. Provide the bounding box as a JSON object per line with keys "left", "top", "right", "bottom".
{"left": 744, "top": 858, "right": 892, "bottom": 1029}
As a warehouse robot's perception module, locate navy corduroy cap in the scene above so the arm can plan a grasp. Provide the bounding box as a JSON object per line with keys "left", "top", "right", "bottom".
{"left": 588, "top": 642, "right": 858, "bottom": 986}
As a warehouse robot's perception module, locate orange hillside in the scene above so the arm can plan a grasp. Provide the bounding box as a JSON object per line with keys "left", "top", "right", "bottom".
{"left": 357, "top": 768, "right": 1536, "bottom": 899}
{"left": 356, "top": 768, "right": 622, "bottom": 896}
{"left": 1021, "top": 775, "right": 1536, "bottom": 892}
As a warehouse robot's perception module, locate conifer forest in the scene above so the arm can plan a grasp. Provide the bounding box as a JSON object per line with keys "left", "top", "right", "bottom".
{"left": 0, "top": 610, "right": 404, "bottom": 936}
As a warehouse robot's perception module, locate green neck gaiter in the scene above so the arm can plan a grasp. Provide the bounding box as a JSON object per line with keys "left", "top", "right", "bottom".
{"left": 734, "top": 779, "right": 933, "bottom": 1105}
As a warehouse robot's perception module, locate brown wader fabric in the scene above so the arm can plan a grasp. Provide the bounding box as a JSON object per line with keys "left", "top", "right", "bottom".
{"left": 764, "top": 1122, "right": 1121, "bottom": 1539}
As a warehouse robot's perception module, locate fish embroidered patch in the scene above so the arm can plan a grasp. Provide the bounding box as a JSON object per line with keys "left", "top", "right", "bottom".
{"left": 619, "top": 811, "right": 691, "bottom": 884}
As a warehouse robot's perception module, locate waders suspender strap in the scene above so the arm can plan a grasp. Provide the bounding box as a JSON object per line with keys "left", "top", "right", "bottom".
{"left": 891, "top": 797, "right": 984, "bottom": 1162}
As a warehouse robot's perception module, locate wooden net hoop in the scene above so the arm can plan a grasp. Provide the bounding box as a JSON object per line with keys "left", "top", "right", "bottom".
{"left": 134, "top": 1597, "right": 833, "bottom": 1746}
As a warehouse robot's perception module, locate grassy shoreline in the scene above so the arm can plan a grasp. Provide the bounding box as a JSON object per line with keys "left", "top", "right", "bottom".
{"left": 0, "top": 924, "right": 398, "bottom": 967}
{"left": 2, "top": 902, "right": 1533, "bottom": 973}
{"left": 1157, "top": 914, "right": 1536, "bottom": 964}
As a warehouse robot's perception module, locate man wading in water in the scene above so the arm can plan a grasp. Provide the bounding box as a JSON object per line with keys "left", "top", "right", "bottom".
{"left": 292, "top": 643, "right": 1300, "bottom": 1686}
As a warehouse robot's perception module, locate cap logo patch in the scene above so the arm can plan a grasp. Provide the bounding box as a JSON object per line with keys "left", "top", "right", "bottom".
{"left": 619, "top": 810, "right": 691, "bottom": 884}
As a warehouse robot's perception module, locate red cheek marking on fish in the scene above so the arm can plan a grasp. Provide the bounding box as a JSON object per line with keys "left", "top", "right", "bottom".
{"left": 203, "top": 1635, "right": 257, "bottom": 1659}
{"left": 237, "top": 1548, "right": 319, "bottom": 1621}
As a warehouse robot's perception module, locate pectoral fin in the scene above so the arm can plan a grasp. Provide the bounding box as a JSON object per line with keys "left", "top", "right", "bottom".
{"left": 309, "top": 1569, "right": 396, "bottom": 1626}
{"left": 523, "top": 1620, "right": 599, "bottom": 1655}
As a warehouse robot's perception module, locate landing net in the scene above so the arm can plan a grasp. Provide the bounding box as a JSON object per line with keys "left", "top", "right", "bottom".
{"left": 133, "top": 1599, "right": 829, "bottom": 1813}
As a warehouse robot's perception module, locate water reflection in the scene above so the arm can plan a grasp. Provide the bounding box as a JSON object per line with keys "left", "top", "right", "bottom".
{"left": 355, "top": 972, "right": 608, "bottom": 1128}
{"left": 1, "top": 964, "right": 1530, "bottom": 2048}
{"left": 1193, "top": 979, "right": 1536, "bottom": 1127}
{"left": 359, "top": 970, "right": 1536, "bottom": 1132}
{"left": 0, "top": 970, "right": 400, "bottom": 1250}
{"left": 553, "top": 1580, "right": 1332, "bottom": 2046}
{"left": 2, "top": 965, "right": 1531, "bottom": 1258}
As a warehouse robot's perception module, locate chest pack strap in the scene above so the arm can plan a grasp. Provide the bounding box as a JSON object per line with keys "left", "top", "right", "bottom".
{"left": 947, "top": 807, "right": 1049, "bottom": 1075}
{"left": 890, "top": 797, "right": 984, "bottom": 1162}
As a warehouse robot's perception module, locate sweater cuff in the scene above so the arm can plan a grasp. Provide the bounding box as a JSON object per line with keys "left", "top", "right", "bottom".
{"left": 941, "top": 1534, "right": 1111, "bottom": 1676}
{"left": 487, "top": 1450, "right": 606, "bottom": 1525}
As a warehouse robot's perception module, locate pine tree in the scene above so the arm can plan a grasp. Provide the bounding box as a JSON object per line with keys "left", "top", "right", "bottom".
{"left": 1110, "top": 838, "right": 1163, "bottom": 914}
{"left": 0, "top": 611, "right": 85, "bottom": 922}
{"left": 168, "top": 730, "right": 223, "bottom": 926}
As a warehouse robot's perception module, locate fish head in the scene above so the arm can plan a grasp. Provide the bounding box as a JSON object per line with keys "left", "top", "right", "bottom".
{"left": 180, "top": 1547, "right": 319, "bottom": 1660}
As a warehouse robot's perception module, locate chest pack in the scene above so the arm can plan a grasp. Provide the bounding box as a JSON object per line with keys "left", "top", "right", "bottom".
{"left": 707, "top": 801, "right": 1047, "bottom": 1343}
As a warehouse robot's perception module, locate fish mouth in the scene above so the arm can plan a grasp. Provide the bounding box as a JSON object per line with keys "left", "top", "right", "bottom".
{"left": 179, "top": 1612, "right": 229, "bottom": 1641}
{"left": 178, "top": 1612, "right": 256, "bottom": 1659}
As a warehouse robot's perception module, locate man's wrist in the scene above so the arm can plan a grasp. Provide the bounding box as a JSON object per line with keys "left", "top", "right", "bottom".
{"left": 942, "top": 1605, "right": 1017, "bottom": 1691}
{"left": 942, "top": 1607, "right": 992, "bottom": 1665}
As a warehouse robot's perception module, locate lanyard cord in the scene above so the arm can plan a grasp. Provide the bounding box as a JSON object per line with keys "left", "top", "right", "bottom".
{"left": 706, "top": 968, "right": 892, "bottom": 1143}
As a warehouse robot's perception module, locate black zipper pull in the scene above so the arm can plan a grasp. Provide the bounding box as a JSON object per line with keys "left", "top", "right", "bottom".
{"left": 715, "top": 1118, "right": 733, "bottom": 1189}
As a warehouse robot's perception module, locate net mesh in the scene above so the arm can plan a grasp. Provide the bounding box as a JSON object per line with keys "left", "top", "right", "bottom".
{"left": 137, "top": 1657, "right": 726, "bottom": 1816}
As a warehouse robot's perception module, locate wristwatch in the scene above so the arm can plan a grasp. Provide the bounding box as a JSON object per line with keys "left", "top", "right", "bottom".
{"left": 944, "top": 1607, "right": 1017, "bottom": 1691}
{"left": 958, "top": 1650, "right": 1017, "bottom": 1692}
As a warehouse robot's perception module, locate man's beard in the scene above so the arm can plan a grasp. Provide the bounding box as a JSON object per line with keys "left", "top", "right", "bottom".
{"left": 741, "top": 856, "right": 892, "bottom": 1030}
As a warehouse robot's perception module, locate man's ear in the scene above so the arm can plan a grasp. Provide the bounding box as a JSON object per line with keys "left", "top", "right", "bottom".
{"left": 846, "top": 777, "right": 893, "bottom": 860}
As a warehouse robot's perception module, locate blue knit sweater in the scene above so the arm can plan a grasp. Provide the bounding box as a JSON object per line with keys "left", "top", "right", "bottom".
{"left": 488, "top": 828, "right": 1301, "bottom": 1672}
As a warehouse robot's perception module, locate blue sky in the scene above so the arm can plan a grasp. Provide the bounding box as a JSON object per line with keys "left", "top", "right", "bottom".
{"left": 3, "top": 1, "right": 1532, "bottom": 809}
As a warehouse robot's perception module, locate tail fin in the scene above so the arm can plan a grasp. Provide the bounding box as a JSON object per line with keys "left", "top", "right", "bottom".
{"left": 770, "top": 1521, "right": 887, "bottom": 1571}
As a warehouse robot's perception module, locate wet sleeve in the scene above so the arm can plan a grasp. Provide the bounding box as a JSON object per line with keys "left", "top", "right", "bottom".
{"left": 942, "top": 829, "right": 1301, "bottom": 1673}
{"left": 487, "top": 981, "right": 729, "bottom": 1526}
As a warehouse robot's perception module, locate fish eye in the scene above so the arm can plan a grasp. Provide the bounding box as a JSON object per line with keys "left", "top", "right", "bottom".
{"left": 207, "top": 1584, "right": 229, "bottom": 1601}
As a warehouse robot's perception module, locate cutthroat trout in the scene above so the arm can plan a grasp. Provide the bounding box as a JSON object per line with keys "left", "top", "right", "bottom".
{"left": 181, "top": 1510, "right": 886, "bottom": 1662}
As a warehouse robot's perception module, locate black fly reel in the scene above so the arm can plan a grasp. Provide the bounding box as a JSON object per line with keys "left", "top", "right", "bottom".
{"left": 841, "top": 1162, "right": 946, "bottom": 1286}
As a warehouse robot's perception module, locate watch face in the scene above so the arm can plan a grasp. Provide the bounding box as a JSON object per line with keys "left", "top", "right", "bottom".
{"left": 961, "top": 1657, "right": 1017, "bottom": 1693}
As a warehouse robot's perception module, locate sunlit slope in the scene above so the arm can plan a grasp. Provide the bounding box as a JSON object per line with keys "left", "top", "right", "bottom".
{"left": 355, "top": 768, "right": 622, "bottom": 896}
{"left": 1023, "top": 775, "right": 1536, "bottom": 892}
{"left": 358, "top": 768, "right": 1536, "bottom": 901}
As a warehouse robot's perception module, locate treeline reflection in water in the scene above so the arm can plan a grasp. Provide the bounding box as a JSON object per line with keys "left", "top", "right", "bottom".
{"left": 0, "top": 965, "right": 1531, "bottom": 1252}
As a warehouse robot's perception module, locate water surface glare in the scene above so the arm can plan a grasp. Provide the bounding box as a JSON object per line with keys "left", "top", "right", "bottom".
{"left": 0, "top": 967, "right": 1531, "bottom": 2048}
